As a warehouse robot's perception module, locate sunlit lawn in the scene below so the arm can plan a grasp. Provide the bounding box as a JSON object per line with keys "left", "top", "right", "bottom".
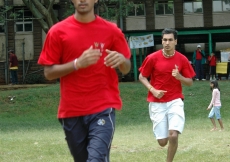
{"left": 0, "top": 81, "right": 230, "bottom": 162}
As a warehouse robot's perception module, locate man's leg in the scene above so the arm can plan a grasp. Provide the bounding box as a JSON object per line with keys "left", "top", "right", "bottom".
{"left": 201, "top": 64, "right": 204, "bottom": 80}
{"left": 195, "top": 60, "right": 201, "bottom": 80}
{"left": 167, "top": 130, "right": 179, "bottom": 162}
{"left": 59, "top": 117, "right": 88, "bottom": 162}
{"left": 157, "top": 138, "right": 168, "bottom": 147}
{"left": 10, "top": 70, "right": 15, "bottom": 84}
{"left": 12, "top": 70, "right": 18, "bottom": 84}
{"left": 14, "top": 70, "right": 18, "bottom": 84}
{"left": 197, "top": 61, "right": 202, "bottom": 80}
{"left": 87, "top": 108, "right": 115, "bottom": 162}
{"left": 157, "top": 131, "right": 179, "bottom": 162}
{"left": 167, "top": 99, "right": 185, "bottom": 162}
{"left": 213, "top": 66, "right": 216, "bottom": 80}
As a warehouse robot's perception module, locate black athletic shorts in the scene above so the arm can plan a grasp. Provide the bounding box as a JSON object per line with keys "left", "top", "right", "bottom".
{"left": 59, "top": 108, "right": 115, "bottom": 162}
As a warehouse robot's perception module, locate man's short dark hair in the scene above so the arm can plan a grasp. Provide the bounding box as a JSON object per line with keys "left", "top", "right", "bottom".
{"left": 162, "top": 28, "right": 178, "bottom": 40}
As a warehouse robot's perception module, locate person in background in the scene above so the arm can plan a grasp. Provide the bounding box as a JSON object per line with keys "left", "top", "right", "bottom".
{"left": 139, "top": 28, "right": 195, "bottom": 162}
{"left": 8, "top": 50, "right": 19, "bottom": 85}
{"left": 37, "top": 0, "right": 131, "bottom": 161}
{"left": 207, "top": 80, "right": 224, "bottom": 131}
{"left": 193, "top": 45, "right": 206, "bottom": 81}
{"left": 208, "top": 52, "right": 217, "bottom": 80}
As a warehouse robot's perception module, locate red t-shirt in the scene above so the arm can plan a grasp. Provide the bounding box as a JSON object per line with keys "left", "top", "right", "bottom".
{"left": 139, "top": 50, "right": 196, "bottom": 102}
{"left": 38, "top": 15, "right": 131, "bottom": 118}
{"left": 208, "top": 56, "right": 216, "bottom": 66}
{"left": 196, "top": 50, "right": 202, "bottom": 60}
{"left": 10, "top": 54, "right": 18, "bottom": 67}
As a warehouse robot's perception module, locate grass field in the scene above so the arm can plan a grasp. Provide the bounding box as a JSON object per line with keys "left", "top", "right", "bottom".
{"left": 0, "top": 81, "right": 230, "bottom": 162}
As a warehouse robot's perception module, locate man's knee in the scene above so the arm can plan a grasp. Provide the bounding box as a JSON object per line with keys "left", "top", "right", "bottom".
{"left": 158, "top": 138, "right": 168, "bottom": 147}
{"left": 168, "top": 130, "right": 179, "bottom": 143}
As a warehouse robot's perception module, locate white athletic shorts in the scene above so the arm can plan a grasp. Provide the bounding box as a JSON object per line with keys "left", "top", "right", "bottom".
{"left": 149, "top": 98, "right": 185, "bottom": 139}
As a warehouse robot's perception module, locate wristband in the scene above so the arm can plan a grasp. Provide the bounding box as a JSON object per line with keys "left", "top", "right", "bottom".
{"left": 73, "top": 58, "right": 78, "bottom": 70}
{"left": 148, "top": 86, "right": 153, "bottom": 91}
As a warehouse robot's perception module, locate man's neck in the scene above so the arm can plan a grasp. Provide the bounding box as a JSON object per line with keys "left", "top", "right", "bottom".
{"left": 74, "top": 13, "right": 96, "bottom": 23}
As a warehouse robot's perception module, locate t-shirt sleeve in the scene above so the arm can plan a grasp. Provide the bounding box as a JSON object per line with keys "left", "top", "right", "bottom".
{"left": 111, "top": 28, "right": 131, "bottom": 59}
{"left": 139, "top": 55, "right": 153, "bottom": 77}
{"left": 181, "top": 57, "right": 196, "bottom": 78}
{"left": 38, "top": 28, "right": 63, "bottom": 66}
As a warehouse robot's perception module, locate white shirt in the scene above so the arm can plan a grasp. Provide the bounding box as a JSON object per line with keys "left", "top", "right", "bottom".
{"left": 208, "top": 88, "right": 221, "bottom": 108}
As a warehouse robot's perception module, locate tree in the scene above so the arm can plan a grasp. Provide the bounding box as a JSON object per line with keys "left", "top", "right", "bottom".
{"left": 20, "top": 0, "right": 119, "bottom": 33}
{"left": 22, "top": 0, "right": 139, "bottom": 33}
{"left": 22, "top": 0, "right": 59, "bottom": 33}
{"left": 224, "top": 0, "right": 230, "bottom": 4}
{"left": 0, "top": 0, "right": 62, "bottom": 33}
{"left": 1, "top": 0, "right": 142, "bottom": 33}
{"left": 98, "top": 0, "right": 139, "bottom": 20}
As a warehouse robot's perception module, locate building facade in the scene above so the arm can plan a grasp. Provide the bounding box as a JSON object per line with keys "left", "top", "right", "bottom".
{"left": 0, "top": 0, "right": 230, "bottom": 84}
{"left": 0, "top": 0, "right": 67, "bottom": 84}
{"left": 123, "top": 0, "right": 230, "bottom": 81}
{"left": 124, "top": 0, "right": 230, "bottom": 53}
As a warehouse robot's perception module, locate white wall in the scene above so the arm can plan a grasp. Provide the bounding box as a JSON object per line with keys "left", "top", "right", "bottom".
{"left": 213, "top": 13, "right": 230, "bottom": 26}
{"left": 0, "top": 0, "right": 3, "bottom": 6}
{"left": 184, "top": 43, "right": 205, "bottom": 53}
{"left": 13, "top": 0, "right": 21, "bottom": 5}
{"left": 41, "top": 0, "right": 60, "bottom": 3}
{"left": 125, "top": 15, "right": 175, "bottom": 31}
{"left": 215, "top": 42, "right": 230, "bottom": 51}
{"left": 0, "top": 34, "right": 6, "bottom": 61}
{"left": 155, "top": 15, "right": 175, "bottom": 29}
{"left": 184, "top": 14, "right": 204, "bottom": 27}
{"left": 15, "top": 33, "right": 34, "bottom": 61}
{"left": 126, "top": 16, "right": 146, "bottom": 30}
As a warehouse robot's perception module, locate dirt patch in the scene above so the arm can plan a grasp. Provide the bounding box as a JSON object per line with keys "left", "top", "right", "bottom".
{"left": 0, "top": 84, "right": 50, "bottom": 91}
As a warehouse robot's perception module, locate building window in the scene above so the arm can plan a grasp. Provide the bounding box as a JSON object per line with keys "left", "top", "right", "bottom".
{"left": 155, "top": 0, "right": 174, "bottom": 15}
{"left": 14, "top": 9, "right": 33, "bottom": 32}
{"left": 213, "top": 0, "right": 230, "bottom": 12}
{"left": 184, "top": 0, "right": 203, "bottom": 14}
{"left": 127, "top": 3, "right": 145, "bottom": 16}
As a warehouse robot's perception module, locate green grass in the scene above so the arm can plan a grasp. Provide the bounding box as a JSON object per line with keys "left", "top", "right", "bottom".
{"left": 0, "top": 81, "right": 230, "bottom": 162}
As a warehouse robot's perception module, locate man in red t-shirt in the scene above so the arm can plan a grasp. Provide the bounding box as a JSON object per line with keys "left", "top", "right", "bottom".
{"left": 139, "top": 28, "right": 195, "bottom": 162}
{"left": 9, "top": 50, "right": 19, "bottom": 84}
{"left": 192, "top": 45, "right": 206, "bottom": 80}
{"left": 208, "top": 52, "right": 217, "bottom": 80}
{"left": 38, "top": 0, "right": 131, "bottom": 161}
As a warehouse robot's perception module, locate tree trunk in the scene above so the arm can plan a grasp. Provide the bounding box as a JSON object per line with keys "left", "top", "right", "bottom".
{"left": 22, "top": 0, "right": 58, "bottom": 33}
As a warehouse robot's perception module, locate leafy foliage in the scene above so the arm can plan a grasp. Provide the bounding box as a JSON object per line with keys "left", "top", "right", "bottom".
{"left": 0, "top": 6, "right": 13, "bottom": 22}
{"left": 224, "top": 0, "right": 230, "bottom": 4}
{"left": 1, "top": 0, "right": 144, "bottom": 32}
{"left": 98, "top": 0, "right": 141, "bottom": 21}
{"left": 62, "top": 1, "right": 75, "bottom": 19}
{"left": 62, "top": 0, "right": 143, "bottom": 21}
